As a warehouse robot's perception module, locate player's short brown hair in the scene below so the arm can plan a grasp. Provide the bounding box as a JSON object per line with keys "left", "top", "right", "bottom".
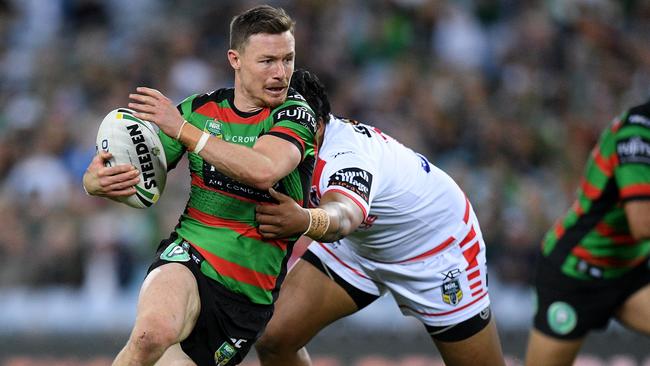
{"left": 229, "top": 5, "right": 295, "bottom": 52}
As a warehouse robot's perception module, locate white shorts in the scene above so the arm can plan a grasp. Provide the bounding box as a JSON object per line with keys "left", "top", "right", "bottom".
{"left": 306, "top": 234, "right": 491, "bottom": 327}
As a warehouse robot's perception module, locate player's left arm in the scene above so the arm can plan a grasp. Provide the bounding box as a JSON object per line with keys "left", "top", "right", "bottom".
{"left": 256, "top": 188, "right": 364, "bottom": 242}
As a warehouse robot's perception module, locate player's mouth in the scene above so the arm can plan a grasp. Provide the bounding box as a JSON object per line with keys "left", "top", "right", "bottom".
{"left": 265, "top": 86, "right": 287, "bottom": 97}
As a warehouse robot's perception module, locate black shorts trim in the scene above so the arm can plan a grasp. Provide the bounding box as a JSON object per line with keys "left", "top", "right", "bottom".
{"left": 425, "top": 306, "right": 492, "bottom": 342}
{"left": 533, "top": 255, "right": 650, "bottom": 340}
{"left": 301, "top": 249, "right": 379, "bottom": 310}
{"left": 148, "top": 234, "right": 273, "bottom": 365}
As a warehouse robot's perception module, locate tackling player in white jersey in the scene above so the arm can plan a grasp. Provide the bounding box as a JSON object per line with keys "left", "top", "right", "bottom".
{"left": 254, "top": 69, "right": 505, "bottom": 366}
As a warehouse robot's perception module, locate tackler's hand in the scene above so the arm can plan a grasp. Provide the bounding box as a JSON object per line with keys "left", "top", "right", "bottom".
{"left": 256, "top": 188, "right": 311, "bottom": 239}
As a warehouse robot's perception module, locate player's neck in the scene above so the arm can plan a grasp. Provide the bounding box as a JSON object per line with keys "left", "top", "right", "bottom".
{"left": 233, "top": 79, "right": 264, "bottom": 113}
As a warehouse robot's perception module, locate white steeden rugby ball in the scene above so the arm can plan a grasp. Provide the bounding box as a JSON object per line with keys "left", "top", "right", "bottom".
{"left": 96, "top": 108, "right": 167, "bottom": 209}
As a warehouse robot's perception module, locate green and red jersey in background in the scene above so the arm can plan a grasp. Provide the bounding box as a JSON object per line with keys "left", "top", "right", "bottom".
{"left": 542, "top": 101, "right": 650, "bottom": 280}
{"left": 159, "top": 88, "right": 317, "bottom": 304}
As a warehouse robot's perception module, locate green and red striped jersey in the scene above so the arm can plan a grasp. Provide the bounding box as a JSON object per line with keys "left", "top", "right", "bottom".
{"left": 542, "top": 101, "right": 650, "bottom": 280}
{"left": 159, "top": 88, "right": 317, "bottom": 304}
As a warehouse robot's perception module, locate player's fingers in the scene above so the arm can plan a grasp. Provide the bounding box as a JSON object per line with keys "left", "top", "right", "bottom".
{"left": 255, "top": 204, "right": 274, "bottom": 215}
{"left": 133, "top": 112, "right": 155, "bottom": 122}
{"left": 136, "top": 87, "right": 165, "bottom": 100}
{"left": 106, "top": 176, "right": 140, "bottom": 191}
{"left": 97, "top": 151, "right": 113, "bottom": 161}
{"left": 105, "top": 187, "right": 137, "bottom": 197}
{"left": 128, "top": 93, "right": 159, "bottom": 105}
{"left": 257, "top": 224, "right": 278, "bottom": 239}
{"left": 128, "top": 102, "right": 157, "bottom": 114}
{"left": 109, "top": 169, "right": 139, "bottom": 183}
{"left": 268, "top": 188, "right": 291, "bottom": 202}
{"left": 99, "top": 164, "right": 137, "bottom": 178}
{"left": 255, "top": 212, "right": 277, "bottom": 224}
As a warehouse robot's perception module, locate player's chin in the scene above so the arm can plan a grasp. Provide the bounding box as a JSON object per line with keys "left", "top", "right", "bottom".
{"left": 263, "top": 88, "right": 288, "bottom": 107}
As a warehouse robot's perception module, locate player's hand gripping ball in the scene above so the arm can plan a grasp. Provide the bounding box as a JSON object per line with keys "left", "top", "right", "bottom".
{"left": 96, "top": 108, "right": 167, "bottom": 208}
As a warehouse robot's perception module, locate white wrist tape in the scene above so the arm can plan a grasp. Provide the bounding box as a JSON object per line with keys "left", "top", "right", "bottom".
{"left": 193, "top": 132, "right": 210, "bottom": 154}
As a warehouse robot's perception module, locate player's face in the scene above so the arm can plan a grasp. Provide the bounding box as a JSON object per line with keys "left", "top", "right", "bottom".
{"left": 231, "top": 31, "right": 295, "bottom": 110}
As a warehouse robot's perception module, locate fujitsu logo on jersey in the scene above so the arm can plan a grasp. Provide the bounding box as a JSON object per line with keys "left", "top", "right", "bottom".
{"left": 275, "top": 106, "right": 317, "bottom": 130}
{"left": 617, "top": 137, "right": 650, "bottom": 164}
{"left": 328, "top": 167, "right": 373, "bottom": 203}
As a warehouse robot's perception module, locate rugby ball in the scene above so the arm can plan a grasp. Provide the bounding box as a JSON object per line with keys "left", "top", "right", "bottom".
{"left": 96, "top": 108, "right": 167, "bottom": 209}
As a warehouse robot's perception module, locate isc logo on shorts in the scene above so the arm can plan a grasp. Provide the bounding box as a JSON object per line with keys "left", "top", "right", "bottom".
{"left": 442, "top": 279, "right": 463, "bottom": 306}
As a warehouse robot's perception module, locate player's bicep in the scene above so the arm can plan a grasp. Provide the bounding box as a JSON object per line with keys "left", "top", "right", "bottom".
{"left": 624, "top": 200, "right": 650, "bottom": 240}
{"left": 253, "top": 134, "right": 302, "bottom": 181}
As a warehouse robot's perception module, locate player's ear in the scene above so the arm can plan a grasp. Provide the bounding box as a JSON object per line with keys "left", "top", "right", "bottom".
{"left": 227, "top": 49, "right": 240, "bottom": 70}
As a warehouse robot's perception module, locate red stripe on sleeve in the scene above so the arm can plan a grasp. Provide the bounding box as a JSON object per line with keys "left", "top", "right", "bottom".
{"left": 621, "top": 184, "right": 650, "bottom": 198}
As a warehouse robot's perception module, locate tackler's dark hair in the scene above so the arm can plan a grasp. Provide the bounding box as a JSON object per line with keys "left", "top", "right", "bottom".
{"left": 290, "top": 69, "right": 331, "bottom": 123}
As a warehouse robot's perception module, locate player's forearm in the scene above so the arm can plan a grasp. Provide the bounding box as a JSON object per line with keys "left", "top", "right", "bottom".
{"left": 304, "top": 202, "right": 357, "bottom": 242}
{"left": 178, "top": 123, "right": 278, "bottom": 190}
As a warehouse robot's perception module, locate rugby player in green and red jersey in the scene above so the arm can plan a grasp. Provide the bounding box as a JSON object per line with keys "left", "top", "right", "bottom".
{"left": 82, "top": 5, "right": 317, "bottom": 365}
{"left": 525, "top": 102, "right": 650, "bottom": 366}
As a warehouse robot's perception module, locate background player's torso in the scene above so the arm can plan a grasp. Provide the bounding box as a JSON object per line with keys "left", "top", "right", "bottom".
{"left": 542, "top": 102, "right": 650, "bottom": 280}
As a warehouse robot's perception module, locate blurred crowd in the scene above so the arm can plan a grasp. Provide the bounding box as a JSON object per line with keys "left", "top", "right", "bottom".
{"left": 1, "top": 0, "right": 649, "bottom": 298}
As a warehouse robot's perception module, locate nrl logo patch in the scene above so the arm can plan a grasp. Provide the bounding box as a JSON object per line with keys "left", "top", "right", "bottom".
{"left": 214, "top": 341, "right": 237, "bottom": 366}
{"left": 442, "top": 279, "right": 463, "bottom": 306}
{"left": 206, "top": 119, "right": 223, "bottom": 138}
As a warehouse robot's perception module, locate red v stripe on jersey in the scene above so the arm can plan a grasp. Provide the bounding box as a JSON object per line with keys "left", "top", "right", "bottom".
{"left": 580, "top": 178, "right": 602, "bottom": 199}
{"left": 187, "top": 206, "right": 288, "bottom": 251}
{"left": 592, "top": 149, "right": 618, "bottom": 177}
{"left": 192, "top": 245, "right": 277, "bottom": 290}
{"left": 195, "top": 101, "right": 271, "bottom": 125}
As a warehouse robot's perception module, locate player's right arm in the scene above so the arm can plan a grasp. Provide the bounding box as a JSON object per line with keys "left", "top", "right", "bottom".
{"left": 256, "top": 188, "right": 364, "bottom": 242}
{"left": 82, "top": 151, "right": 140, "bottom": 198}
{"left": 614, "top": 104, "right": 650, "bottom": 240}
{"left": 624, "top": 201, "right": 650, "bottom": 240}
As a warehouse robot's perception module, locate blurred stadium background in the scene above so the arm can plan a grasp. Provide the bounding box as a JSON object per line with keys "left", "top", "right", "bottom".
{"left": 1, "top": 0, "right": 649, "bottom": 364}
